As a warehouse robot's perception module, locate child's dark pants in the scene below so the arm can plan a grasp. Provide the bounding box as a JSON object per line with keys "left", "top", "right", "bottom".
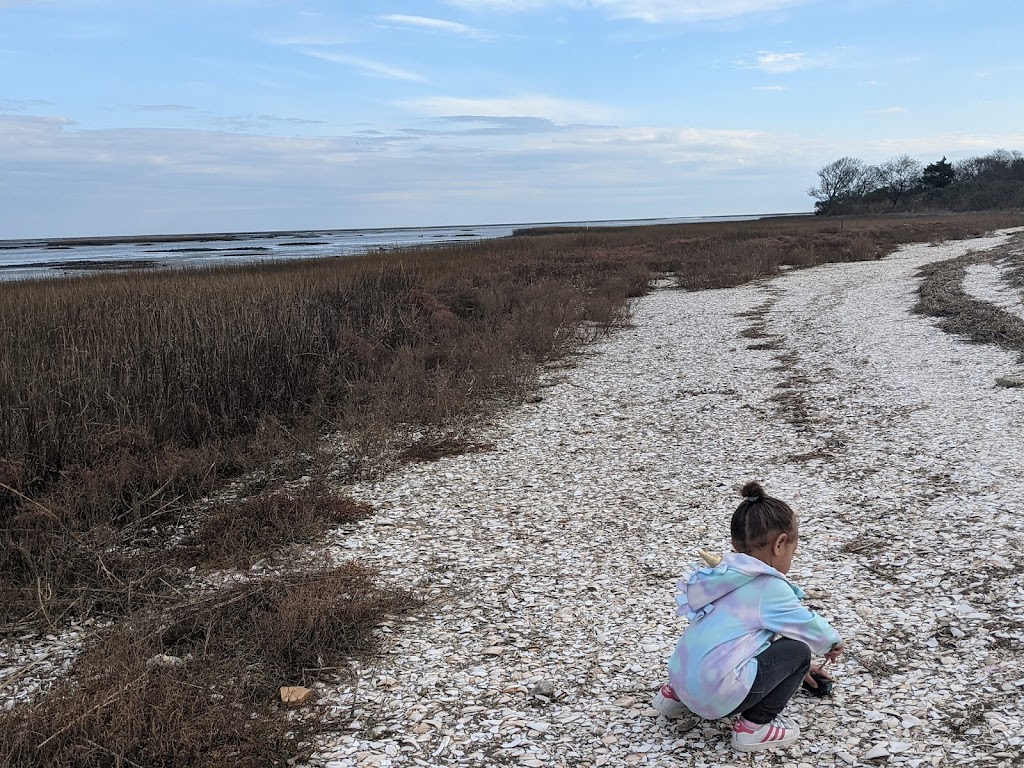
{"left": 728, "top": 638, "right": 811, "bottom": 724}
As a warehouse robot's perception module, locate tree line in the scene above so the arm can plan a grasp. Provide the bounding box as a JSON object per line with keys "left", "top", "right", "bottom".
{"left": 808, "top": 149, "right": 1024, "bottom": 215}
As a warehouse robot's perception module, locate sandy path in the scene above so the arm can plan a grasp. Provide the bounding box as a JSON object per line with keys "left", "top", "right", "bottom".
{"left": 314, "top": 230, "right": 1024, "bottom": 768}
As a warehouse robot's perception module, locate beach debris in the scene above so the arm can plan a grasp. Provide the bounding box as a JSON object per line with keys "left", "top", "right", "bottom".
{"left": 145, "top": 653, "right": 189, "bottom": 668}
{"left": 530, "top": 679, "right": 556, "bottom": 700}
{"left": 279, "top": 686, "right": 315, "bottom": 707}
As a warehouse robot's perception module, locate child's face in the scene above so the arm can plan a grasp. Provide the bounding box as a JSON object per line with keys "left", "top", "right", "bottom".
{"left": 773, "top": 526, "right": 799, "bottom": 575}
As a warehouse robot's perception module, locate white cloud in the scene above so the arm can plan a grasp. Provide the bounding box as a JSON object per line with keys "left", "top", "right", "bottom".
{"left": 752, "top": 51, "right": 810, "bottom": 73}
{"left": 864, "top": 132, "right": 1024, "bottom": 159}
{"left": 444, "top": 0, "right": 547, "bottom": 10}
{"left": 133, "top": 104, "right": 194, "bottom": 112}
{"left": 445, "top": 0, "right": 804, "bottom": 22}
{"left": 379, "top": 14, "right": 491, "bottom": 39}
{"left": 868, "top": 107, "right": 907, "bottom": 115}
{"left": 403, "top": 95, "right": 616, "bottom": 123}
{"left": 258, "top": 12, "right": 354, "bottom": 48}
{"left": 753, "top": 85, "right": 787, "bottom": 91}
{"left": 0, "top": 98, "right": 51, "bottom": 112}
{"left": 302, "top": 51, "right": 425, "bottom": 82}
{"left": 594, "top": 0, "right": 803, "bottom": 22}
{"left": 0, "top": 110, "right": 818, "bottom": 236}
{"left": 6, "top": 107, "right": 1024, "bottom": 238}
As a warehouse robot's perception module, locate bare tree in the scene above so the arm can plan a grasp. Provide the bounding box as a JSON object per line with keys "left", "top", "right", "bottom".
{"left": 874, "top": 154, "right": 922, "bottom": 207}
{"left": 807, "top": 157, "right": 870, "bottom": 214}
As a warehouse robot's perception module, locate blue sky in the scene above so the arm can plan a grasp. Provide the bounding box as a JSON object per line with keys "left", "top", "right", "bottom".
{"left": 2, "top": 0, "right": 1023, "bottom": 238}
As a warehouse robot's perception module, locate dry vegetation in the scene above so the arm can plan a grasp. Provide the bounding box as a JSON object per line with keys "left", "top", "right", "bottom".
{"left": 915, "top": 233, "right": 1024, "bottom": 356}
{"left": 1, "top": 564, "right": 411, "bottom": 768}
{"left": 2, "top": 210, "right": 1023, "bottom": 766}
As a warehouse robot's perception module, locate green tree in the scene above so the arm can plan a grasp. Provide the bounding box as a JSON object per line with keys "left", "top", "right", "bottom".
{"left": 921, "top": 156, "right": 955, "bottom": 188}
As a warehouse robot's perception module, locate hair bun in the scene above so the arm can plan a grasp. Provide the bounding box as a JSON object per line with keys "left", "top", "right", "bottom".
{"left": 740, "top": 480, "right": 764, "bottom": 503}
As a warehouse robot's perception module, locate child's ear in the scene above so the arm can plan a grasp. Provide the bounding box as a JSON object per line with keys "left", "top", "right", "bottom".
{"left": 772, "top": 532, "right": 789, "bottom": 554}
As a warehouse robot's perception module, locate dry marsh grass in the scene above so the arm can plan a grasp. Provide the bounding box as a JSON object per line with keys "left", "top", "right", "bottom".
{"left": 0, "top": 564, "right": 415, "bottom": 768}
{"left": 915, "top": 232, "right": 1024, "bottom": 356}
{"left": 0, "top": 243, "right": 644, "bottom": 622}
{"left": 181, "top": 481, "right": 375, "bottom": 568}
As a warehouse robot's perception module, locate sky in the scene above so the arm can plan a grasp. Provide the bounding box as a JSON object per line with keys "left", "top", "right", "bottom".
{"left": 2, "top": 0, "right": 1024, "bottom": 238}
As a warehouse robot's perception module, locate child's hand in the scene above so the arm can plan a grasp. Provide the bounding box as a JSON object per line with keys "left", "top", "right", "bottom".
{"left": 802, "top": 664, "right": 835, "bottom": 697}
{"left": 805, "top": 664, "right": 833, "bottom": 686}
{"left": 825, "top": 641, "right": 845, "bottom": 663}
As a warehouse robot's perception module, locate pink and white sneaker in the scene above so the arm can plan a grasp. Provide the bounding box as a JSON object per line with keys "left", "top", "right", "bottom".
{"left": 731, "top": 714, "right": 800, "bottom": 752}
{"left": 651, "top": 684, "right": 694, "bottom": 720}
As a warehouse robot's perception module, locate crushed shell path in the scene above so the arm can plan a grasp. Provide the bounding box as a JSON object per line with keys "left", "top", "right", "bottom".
{"left": 314, "top": 230, "right": 1024, "bottom": 768}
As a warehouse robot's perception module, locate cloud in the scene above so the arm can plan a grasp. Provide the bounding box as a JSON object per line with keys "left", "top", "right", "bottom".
{"left": 302, "top": 50, "right": 425, "bottom": 82}
{"left": 258, "top": 12, "right": 354, "bottom": 48}
{"left": 445, "top": 0, "right": 804, "bottom": 22}
{"left": 753, "top": 85, "right": 787, "bottom": 91}
{"left": 444, "top": 0, "right": 547, "bottom": 10}
{"left": 868, "top": 107, "right": 907, "bottom": 115}
{"left": 595, "top": 0, "right": 803, "bottom": 22}
{"left": 402, "top": 95, "right": 615, "bottom": 123}
{"left": 399, "top": 115, "right": 609, "bottom": 137}
{"left": 864, "top": 132, "right": 1024, "bottom": 159}
{"left": 0, "top": 109, "right": 812, "bottom": 237}
{"left": 750, "top": 51, "right": 812, "bottom": 73}
{"left": 7, "top": 107, "right": 1024, "bottom": 238}
{"left": 133, "top": 104, "right": 194, "bottom": 112}
{"left": 379, "top": 14, "right": 492, "bottom": 39}
{"left": 210, "top": 114, "right": 328, "bottom": 131}
{"left": 0, "top": 98, "right": 51, "bottom": 113}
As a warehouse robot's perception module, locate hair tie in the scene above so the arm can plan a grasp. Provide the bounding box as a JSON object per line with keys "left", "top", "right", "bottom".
{"left": 744, "top": 495, "right": 760, "bottom": 503}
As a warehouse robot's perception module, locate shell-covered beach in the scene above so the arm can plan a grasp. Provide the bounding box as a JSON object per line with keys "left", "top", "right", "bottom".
{"left": 310, "top": 230, "right": 1024, "bottom": 767}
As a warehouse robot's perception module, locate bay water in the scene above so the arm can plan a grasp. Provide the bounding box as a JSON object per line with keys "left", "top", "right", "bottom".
{"left": 0, "top": 214, "right": 782, "bottom": 282}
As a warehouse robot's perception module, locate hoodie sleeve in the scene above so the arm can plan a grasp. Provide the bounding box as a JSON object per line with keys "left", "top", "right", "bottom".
{"left": 758, "top": 577, "right": 841, "bottom": 656}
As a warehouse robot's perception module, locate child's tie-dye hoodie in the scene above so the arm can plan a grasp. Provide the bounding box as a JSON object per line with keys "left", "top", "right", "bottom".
{"left": 667, "top": 552, "right": 840, "bottom": 719}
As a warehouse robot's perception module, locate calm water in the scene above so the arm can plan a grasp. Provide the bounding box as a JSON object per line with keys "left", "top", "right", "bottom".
{"left": 0, "top": 215, "right": 783, "bottom": 282}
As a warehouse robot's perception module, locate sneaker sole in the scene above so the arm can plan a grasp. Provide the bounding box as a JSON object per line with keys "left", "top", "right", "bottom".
{"left": 731, "top": 732, "right": 799, "bottom": 752}
{"left": 651, "top": 691, "right": 693, "bottom": 719}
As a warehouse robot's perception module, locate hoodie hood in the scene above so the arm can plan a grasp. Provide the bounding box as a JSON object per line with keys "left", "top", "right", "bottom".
{"left": 676, "top": 552, "right": 804, "bottom": 621}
